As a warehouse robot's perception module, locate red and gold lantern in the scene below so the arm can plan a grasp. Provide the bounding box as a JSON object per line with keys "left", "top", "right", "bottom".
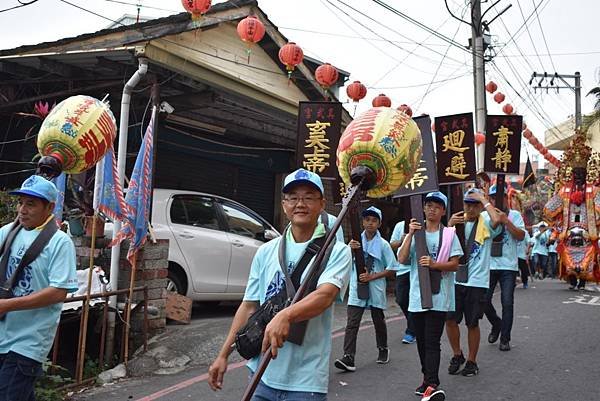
{"left": 279, "top": 42, "right": 303, "bottom": 78}
{"left": 494, "top": 92, "right": 505, "bottom": 104}
{"left": 346, "top": 81, "right": 367, "bottom": 103}
{"left": 237, "top": 15, "right": 265, "bottom": 63}
{"left": 372, "top": 93, "right": 391, "bottom": 108}
{"left": 181, "top": 0, "right": 211, "bottom": 20}
{"left": 486, "top": 81, "right": 498, "bottom": 94}
{"left": 397, "top": 104, "right": 413, "bottom": 117}
{"left": 315, "top": 63, "right": 339, "bottom": 90}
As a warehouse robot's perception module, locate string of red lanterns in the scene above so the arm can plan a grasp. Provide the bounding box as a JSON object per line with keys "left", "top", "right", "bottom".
{"left": 315, "top": 63, "right": 339, "bottom": 90}
{"left": 485, "top": 80, "right": 561, "bottom": 168}
{"left": 236, "top": 15, "right": 265, "bottom": 63}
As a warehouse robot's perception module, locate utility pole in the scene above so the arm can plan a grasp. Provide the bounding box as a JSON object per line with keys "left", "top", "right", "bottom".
{"left": 471, "top": 0, "right": 486, "bottom": 171}
{"left": 530, "top": 71, "right": 582, "bottom": 128}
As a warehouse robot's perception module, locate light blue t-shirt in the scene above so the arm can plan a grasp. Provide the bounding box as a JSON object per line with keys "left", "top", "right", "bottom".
{"left": 459, "top": 213, "right": 502, "bottom": 289}
{"left": 406, "top": 228, "right": 463, "bottom": 313}
{"left": 348, "top": 231, "right": 399, "bottom": 310}
{"left": 243, "top": 224, "right": 351, "bottom": 394}
{"left": 390, "top": 221, "right": 411, "bottom": 275}
{"left": 490, "top": 210, "right": 525, "bottom": 271}
{"left": 0, "top": 223, "right": 78, "bottom": 362}
{"left": 548, "top": 238, "right": 558, "bottom": 253}
{"left": 320, "top": 212, "right": 345, "bottom": 243}
{"left": 517, "top": 231, "right": 531, "bottom": 260}
{"left": 532, "top": 230, "right": 550, "bottom": 256}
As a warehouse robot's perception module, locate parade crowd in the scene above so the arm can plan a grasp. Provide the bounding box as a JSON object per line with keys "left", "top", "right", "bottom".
{"left": 208, "top": 168, "right": 573, "bottom": 401}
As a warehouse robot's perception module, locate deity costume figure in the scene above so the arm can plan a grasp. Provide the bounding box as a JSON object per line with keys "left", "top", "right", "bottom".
{"left": 544, "top": 131, "right": 600, "bottom": 283}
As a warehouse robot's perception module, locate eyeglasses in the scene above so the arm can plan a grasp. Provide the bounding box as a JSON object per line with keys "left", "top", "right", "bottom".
{"left": 283, "top": 195, "right": 322, "bottom": 205}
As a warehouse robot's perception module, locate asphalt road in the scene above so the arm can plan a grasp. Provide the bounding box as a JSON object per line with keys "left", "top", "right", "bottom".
{"left": 72, "top": 279, "right": 600, "bottom": 401}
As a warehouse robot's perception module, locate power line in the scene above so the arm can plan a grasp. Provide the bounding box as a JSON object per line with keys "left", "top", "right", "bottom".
{"left": 371, "top": 72, "right": 472, "bottom": 90}
{"left": 103, "top": 0, "right": 178, "bottom": 13}
{"left": 531, "top": 0, "right": 557, "bottom": 72}
{"left": 495, "top": 50, "right": 600, "bottom": 57}
{"left": 494, "top": 0, "right": 550, "bottom": 57}
{"left": 0, "top": 0, "right": 38, "bottom": 14}
{"left": 515, "top": 0, "right": 545, "bottom": 70}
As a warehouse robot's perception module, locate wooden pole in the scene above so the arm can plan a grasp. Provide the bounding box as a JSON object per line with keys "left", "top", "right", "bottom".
{"left": 76, "top": 213, "right": 98, "bottom": 383}
{"left": 349, "top": 197, "right": 369, "bottom": 300}
{"left": 410, "top": 195, "right": 432, "bottom": 309}
{"left": 123, "top": 252, "right": 138, "bottom": 365}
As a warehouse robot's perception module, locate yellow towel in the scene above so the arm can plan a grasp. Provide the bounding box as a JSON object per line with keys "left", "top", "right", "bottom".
{"left": 474, "top": 213, "right": 490, "bottom": 244}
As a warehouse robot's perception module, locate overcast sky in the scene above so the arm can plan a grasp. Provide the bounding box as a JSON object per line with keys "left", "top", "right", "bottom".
{"left": 1, "top": 0, "right": 598, "bottom": 166}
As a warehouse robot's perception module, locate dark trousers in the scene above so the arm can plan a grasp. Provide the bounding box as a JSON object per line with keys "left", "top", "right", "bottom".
{"left": 0, "top": 351, "right": 42, "bottom": 401}
{"left": 518, "top": 258, "right": 529, "bottom": 285}
{"left": 547, "top": 252, "right": 558, "bottom": 278}
{"left": 412, "top": 310, "right": 446, "bottom": 387}
{"left": 485, "top": 270, "right": 517, "bottom": 343}
{"left": 532, "top": 253, "right": 549, "bottom": 277}
{"left": 395, "top": 272, "right": 415, "bottom": 336}
{"left": 343, "top": 305, "right": 387, "bottom": 356}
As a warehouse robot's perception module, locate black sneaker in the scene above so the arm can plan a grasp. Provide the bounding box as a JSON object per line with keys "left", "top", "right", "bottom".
{"left": 334, "top": 354, "right": 356, "bottom": 372}
{"left": 448, "top": 353, "right": 465, "bottom": 375}
{"left": 499, "top": 341, "right": 511, "bottom": 351}
{"left": 376, "top": 347, "right": 390, "bottom": 364}
{"left": 488, "top": 325, "right": 501, "bottom": 344}
{"left": 461, "top": 360, "right": 479, "bottom": 376}
{"left": 415, "top": 382, "right": 427, "bottom": 396}
{"left": 421, "top": 385, "right": 445, "bottom": 401}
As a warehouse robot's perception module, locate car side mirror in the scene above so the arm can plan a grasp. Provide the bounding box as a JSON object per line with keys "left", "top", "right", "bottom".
{"left": 263, "top": 229, "right": 278, "bottom": 241}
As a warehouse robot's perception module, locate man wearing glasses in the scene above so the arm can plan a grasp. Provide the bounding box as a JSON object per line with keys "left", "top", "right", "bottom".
{"left": 208, "top": 168, "right": 351, "bottom": 400}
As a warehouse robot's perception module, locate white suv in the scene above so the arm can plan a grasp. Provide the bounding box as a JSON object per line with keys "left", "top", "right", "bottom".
{"left": 151, "top": 189, "right": 279, "bottom": 301}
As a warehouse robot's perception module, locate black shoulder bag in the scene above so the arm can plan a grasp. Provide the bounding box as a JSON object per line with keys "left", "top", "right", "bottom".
{"left": 234, "top": 227, "right": 335, "bottom": 360}
{"left": 0, "top": 219, "right": 58, "bottom": 319}
{"left": 456, "top": 218, "right": 479, "bottom": 283}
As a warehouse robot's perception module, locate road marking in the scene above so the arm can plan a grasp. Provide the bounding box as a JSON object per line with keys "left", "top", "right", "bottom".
{"left": 562, "top": 293, "right": 600, "bottom": 306}
{"left": 135, "top": 315, "right": 404, "bottom": 401}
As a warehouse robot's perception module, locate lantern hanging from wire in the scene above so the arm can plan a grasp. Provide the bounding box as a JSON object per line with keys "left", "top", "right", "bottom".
{"left": 475, "top": 132, "right": 485, "bottom": 145}
{"left": 237, "top": 15, "right": 265, "bottom": 63}
{"left": 523, "top": 129, "right": 533, "bottom": 139}
{"left": 279, "top": 42, "right": 304, "bottom": 80}
{"left": 337, "top": 107, "right": 422, "bottom": 198}
{"left": 397, "top": 104, "right": 413, "bottom": 117}
{"left": 346, "top": 81, "right": 367, "bottom": 103}
{"left": 502, "top": 103, "right": 514, "bottom": 115}
{"left": 493, "top": 92, "right": 505, "bottom": 104}
{"left": 181, "top": 0, "right": 211, "bottom": 20}
{"left": 485, "top": 81, "right": 498, "bottom": 94}
{"left": 372, "top": 93, "right": 391, "bottom": 108}
{"left": 315, "top": 63, "right": 339, "bottom": 90}
{"left": 36, "top": 95, "right": 117, "bottom": 177}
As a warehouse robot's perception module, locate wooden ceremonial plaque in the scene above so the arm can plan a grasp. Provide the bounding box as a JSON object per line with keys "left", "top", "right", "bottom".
{"left": 434, "top": 113, "right": 477, "bottom": 185}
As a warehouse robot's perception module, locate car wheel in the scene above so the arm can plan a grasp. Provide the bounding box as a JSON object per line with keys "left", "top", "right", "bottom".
{"left": 166, "top": 270, "right": 185, "bottom": 295}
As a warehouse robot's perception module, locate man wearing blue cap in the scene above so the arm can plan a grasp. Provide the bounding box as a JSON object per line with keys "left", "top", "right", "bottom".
{"left": 484, "top": 184, "right": 525, "bottom": 352}
{"left": 0, "top": 175, "right": 77, "bottom": 401}
{"left": 209, "top": 168, "right": 351, "bottom": 400}
{"left": 335, "top": 206, "right": 399, "bottom": 372}
{"left": 445, "top": 188, "right": 502, "bottom": 377}
{"left": 398, "top": 191, "right": 464, "bottom": 401}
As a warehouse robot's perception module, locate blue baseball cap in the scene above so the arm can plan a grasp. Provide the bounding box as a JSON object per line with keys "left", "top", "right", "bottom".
{"left": 282, "top": 168, "right": 324, "bottom": 195}
{"left": 10, "top": 175, "right": 58, "bottom": 203}
{"left": 464, "top": 188, "right": 484, "bottom": 204}
{"left": 489, "top": 184, "right": 507, "bottom": 196}
{"left": 362, "top": 206, "right": 382, "bottom": 220}
{"left": 424, "top": 191, "right": 447, "bottom": 208}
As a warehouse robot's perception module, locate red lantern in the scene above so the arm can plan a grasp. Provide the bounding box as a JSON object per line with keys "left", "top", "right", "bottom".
{"left": 502, "top": 103, "right": 514, "bottom": 115}
{"left": 279, "top": 42, "right": 304, "bottom": 78}
{"left": 486, "top": 81, "right": 498, "bottom": 94}
{"left": 237, "top": 15, "right": 265, "bottom": 62}
{"left": 475, "top": 132, "right": 485, "bottom": 145}
{"left": 494, "top": 92, "right": 505, "bottom": 104}
{"left": 535, "top": 143, "right": 544, "bottom": 151}
{"left": 397, "top": 104, "right": 413, "bottom": 117}
{"left": 530, "top": 137, "right": 539, "bottom": 147}
{"left": 315, "top": 63, "right": 339, "bottom": 90}
{"left": 346, "top": 81, "right": 367, "bottom": 103}
{"left": 542, "top": 148, "right": 549, "bottom": 156}
{"left": 523, "top": 129, "right": 532, "bottom": 139}
{"left": 181, "top": 0, "right": 211, "bottom": 20}
{"left": 372, "top": 93, "right": 391, "bottom": 108}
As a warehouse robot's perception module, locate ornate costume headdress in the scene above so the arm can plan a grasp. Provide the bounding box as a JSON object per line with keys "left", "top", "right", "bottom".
{"left": 562, "top": 129, "right": 592, "bottom": 169}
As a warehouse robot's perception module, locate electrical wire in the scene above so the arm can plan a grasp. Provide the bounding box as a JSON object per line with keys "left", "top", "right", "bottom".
{"left": 494, "top": 0, "right": 550, "bottom": 58}
{"left": 0, "top": 0, "right": 38, "bottom": 13}
{"left": 103, "top": 0, "right": 178, "bottom": 13}
{"left": 515, "top": 0, "right": 545, "bottom": 70}
{"left": 371, "top": 72, "right": 472, "bottom": 90}
{"left": 531, "top": 0, "right": 557, "bottom": 73}
{"left": 0, "top": 168, "right": 36, "bottom": 176}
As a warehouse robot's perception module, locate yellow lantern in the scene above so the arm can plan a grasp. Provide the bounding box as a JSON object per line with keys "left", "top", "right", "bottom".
{"left": 337, "top": 107, "right": 422, "bottom": 198}
{"left": 37, "top": 95, "right": 117, "bottom": 174}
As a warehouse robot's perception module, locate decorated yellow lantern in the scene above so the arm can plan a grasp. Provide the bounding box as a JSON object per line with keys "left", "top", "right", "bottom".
{"left": 37, "top": 95, "right": 117, "bottom": 175}
{"left": 337, "top": 107, "right": 422, "bottom": 198}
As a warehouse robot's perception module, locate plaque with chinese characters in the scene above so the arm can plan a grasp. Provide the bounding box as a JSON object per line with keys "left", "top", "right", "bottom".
{"left": 393, "top": 115, "right": 438, "bottom": 198}
{"left": 434, "top": 113, "right": 476, "bottom": 185}
{"left": 484, "top": 115, "right": 523, "bottom": 175}
{"left": 296, "top": 101, "right": 343, "bottom": 180}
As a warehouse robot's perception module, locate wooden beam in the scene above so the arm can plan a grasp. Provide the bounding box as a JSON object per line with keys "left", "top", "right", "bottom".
{"left": 0, "top": 60, "right": 45, "bottom": 79}
{"left": 35, "top": 57, "right": 94, "bottom": 79}
{"left": 0, "top": 81, "right": 121, "bottom": 110}
{"left": 95, "top": 56, "right": 132, "bottom": 76}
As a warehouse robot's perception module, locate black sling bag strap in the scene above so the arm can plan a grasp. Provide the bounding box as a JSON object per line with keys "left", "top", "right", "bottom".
{"left": 0, "top": 219, "right": 22, "bottom": 284}
{"left": 456, "top": 218, "right": 479, "bottom": 283}
{"left": 429, "top": 224, "right": 444, "bottom": 294}
{"left": 0, "top": 219, "right": 58, "bottom": 300}
{"left": 278, "top": 228, "right": 334, "bottom": 345}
